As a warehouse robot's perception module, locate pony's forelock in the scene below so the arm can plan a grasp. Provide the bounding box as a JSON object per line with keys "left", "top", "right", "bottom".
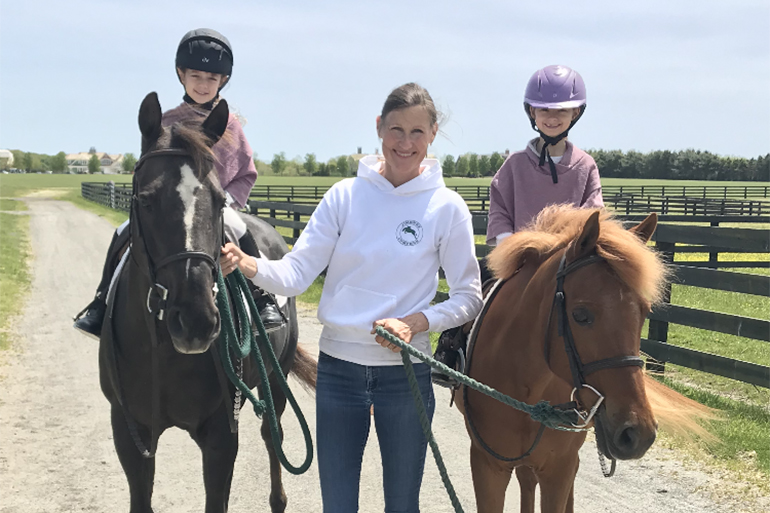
{"left": 487, "top": 205, "right": 669, "bottom": 305}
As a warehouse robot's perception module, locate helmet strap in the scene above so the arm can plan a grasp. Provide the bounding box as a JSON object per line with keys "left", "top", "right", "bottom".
{"left": 183, "top": 93, "right": 220, "bottom": 111}
{"left": 528, "top": 104, "right": 587, "bottom": 185}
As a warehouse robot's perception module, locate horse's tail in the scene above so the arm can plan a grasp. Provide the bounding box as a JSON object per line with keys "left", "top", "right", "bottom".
{"left": 290, "top": 345, "right": 317, "bottom": 393}
{"left": 644, "top": 374, "right": 719, "bottom": 442}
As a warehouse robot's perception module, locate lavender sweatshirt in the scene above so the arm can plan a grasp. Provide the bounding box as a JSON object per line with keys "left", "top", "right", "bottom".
{"left": 486, "top": 140, "right": 604, "bottom": 244}
{"left": 162, "top": 103, "right": 258, "bottom": 208}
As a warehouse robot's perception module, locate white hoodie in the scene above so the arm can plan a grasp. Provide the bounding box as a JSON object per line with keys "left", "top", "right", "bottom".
{"left": 251, "top": 156, "right": 483, "bottom": 366}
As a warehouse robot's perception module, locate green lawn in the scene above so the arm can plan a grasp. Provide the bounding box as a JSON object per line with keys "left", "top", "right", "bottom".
{"left": 0, "top": 210, "right": 31, "bottom": 351}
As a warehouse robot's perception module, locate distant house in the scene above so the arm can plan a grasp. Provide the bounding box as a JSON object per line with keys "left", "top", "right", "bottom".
{"left": 66, "top": 151, "right": 124, "bottom": 174}
{"left": 0, "top": 149, "right": 13, "bottom": 168}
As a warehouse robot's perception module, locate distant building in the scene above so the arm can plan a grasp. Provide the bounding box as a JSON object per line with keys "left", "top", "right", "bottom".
{"left": 66, "top": 151, "right": 124, "bottom": 174}
{"left": 0, "top": 149, "right": 13, "bottom": 168}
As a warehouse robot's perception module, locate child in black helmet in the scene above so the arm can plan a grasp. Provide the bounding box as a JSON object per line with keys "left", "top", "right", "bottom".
{"left": 73, "top": 28, "right": 284, "bottom": 339}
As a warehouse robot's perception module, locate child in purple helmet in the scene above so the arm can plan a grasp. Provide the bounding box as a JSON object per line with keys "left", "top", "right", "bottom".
{"left": 487, "top": 64, "right": 604, "bottom": 248}
{"left": 432, "top": 65, "right": 604, "bottom": 388}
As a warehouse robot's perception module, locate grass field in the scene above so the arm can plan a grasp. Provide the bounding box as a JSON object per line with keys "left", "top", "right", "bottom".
{"left": 0, "top": 206, "right": 30, "bottom": 351}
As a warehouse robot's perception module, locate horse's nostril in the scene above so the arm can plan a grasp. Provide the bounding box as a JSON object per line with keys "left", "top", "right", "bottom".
{"left": 168, "top": 309, "right": 184, "bottom": 336}
{"left": 616, "top": 424, "right": 639, "bottom": 452}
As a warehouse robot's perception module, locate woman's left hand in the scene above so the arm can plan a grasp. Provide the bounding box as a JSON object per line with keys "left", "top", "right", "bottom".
{"left": 372, "top": 313, "right": 429, "bottom": 353}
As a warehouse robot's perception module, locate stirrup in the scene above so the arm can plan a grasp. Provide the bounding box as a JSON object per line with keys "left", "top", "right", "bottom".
{"left": 431, "top": 350, "right": 466, "bottom": 390}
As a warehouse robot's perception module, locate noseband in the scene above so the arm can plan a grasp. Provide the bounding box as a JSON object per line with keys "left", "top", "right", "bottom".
{"left": 546, "top": 252, "right": 645, "bottom": 427}
{"left": 131, "top": 148, "right": 222, "bottom": 321}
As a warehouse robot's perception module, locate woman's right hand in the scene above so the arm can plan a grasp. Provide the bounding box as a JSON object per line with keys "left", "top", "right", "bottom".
{"left": 220, "top": 242, "right": 258, "bottom": 279}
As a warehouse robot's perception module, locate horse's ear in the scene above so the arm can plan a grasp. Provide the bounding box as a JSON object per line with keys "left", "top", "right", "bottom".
{"left": 138, "top": 92, "right": 163, "bottom": 148}
{"left": 202, "top": 99, "right": 229, "bottom": 146}
{"left": 628, "top": 213, "right": 658, "bottom": 243}
{"left": 567, "top": 210, "right": 601, "bottom": 262}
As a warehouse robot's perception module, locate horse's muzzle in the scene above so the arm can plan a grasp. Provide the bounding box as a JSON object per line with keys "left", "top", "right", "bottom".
{"left": 167, "top": 307, "right": 221, "bottom": 354}
{"left": 595, "top": 408, "right": 657, "bottom": 460}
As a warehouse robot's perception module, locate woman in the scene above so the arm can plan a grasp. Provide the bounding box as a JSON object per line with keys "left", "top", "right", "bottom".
{"left": 221, "top": 83, "right": 482, "bottom": 512}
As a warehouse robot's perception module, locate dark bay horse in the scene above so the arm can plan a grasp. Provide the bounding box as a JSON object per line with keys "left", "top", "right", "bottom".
{"left": 455, "top": 205, "right": 710, "bottom": 513}
{"left": 99, "top": 92, "right": 316, "bottom": 513}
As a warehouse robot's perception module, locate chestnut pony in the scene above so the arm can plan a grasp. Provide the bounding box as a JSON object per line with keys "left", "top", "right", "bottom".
{"left": 454, "top": 206, "right": 708, "bottom": 513}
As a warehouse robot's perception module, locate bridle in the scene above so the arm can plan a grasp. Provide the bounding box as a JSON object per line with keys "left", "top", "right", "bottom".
{"left": 546, "top": 252, "right": 645, "bottom": 428}
{"left": 463, "top": 246, "right": 644, "bottom": 472}
{"left": 131, "top": 148, "right": 222, "bottom": 321}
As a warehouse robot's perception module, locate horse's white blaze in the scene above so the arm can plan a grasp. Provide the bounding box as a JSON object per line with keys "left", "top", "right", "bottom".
{"left": 177, "top": 164, "right": 201, "bottom": 251}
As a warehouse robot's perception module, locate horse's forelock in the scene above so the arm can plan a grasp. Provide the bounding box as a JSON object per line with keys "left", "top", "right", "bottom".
{"left": 488, "top": 205, "right": 668, "bottom": 304}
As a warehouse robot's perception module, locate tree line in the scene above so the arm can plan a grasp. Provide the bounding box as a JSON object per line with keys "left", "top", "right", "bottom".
{"left": 5, "top": 147, "right": 769, "bottom": 182}
{"left": 3, "top": 150, "right": 137, "bottom": 174}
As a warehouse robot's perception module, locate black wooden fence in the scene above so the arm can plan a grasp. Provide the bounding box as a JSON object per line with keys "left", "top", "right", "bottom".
{"left": 249, "top": 184, "right": 770, "bottom": 215}
{"left": 248, "top": 199, "right": 770, "bottom": 389}
{"left": 82, "top": 182, "right": 132, "bottom": 212}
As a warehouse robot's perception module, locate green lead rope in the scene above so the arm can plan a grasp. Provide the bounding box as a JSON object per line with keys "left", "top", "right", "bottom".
{"left": 215, "top": 268, "right": 313, "bottom": 475}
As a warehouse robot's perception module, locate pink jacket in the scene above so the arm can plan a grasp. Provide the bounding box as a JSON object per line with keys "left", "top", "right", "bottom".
{"left": 486, "top": 140, "right": 604, "bottom": 244}
{"left": 162, "top": 103, "right": 257, "bottom": 208}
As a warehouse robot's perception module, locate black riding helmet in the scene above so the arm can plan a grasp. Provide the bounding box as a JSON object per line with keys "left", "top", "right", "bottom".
{"left": 175, "top": 28, "right": 233, "bottom": 90}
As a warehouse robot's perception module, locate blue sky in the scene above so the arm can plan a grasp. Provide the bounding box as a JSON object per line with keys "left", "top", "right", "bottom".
{"left": 1, "top": 0, "right": 768, "bottom": 161}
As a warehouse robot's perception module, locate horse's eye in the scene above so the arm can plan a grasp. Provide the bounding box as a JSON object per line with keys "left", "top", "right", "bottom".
{"left": 572, "top": 307, "right": 594, "bottom": 325}
{"left": 137, "top": 195, "right": 153, "bottom": 211}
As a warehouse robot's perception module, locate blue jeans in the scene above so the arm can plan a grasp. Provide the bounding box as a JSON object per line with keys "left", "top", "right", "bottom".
{"left": 316, "top": 351, "right": 435, "bottom": 513}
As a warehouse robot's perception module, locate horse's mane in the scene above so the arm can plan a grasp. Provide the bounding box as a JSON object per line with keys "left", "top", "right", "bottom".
{"left": 487, "top": 205, "right": 669, "bottom": 306}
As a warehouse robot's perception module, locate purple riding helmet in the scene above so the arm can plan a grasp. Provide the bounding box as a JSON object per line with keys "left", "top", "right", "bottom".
{"left": 523, "top": 65, "right": 587, "bottom": 183}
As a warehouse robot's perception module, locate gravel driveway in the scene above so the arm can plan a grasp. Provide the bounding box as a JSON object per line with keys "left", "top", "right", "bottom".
{"left": 0, "top": 198, "right": 765, "bottom": 512}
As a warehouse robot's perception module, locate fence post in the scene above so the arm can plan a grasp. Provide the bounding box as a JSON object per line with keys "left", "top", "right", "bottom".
{"left": 109, "top": 181, "right": 115, "bottom": 209}
{"left": 293, "top": 211, "right": 301, "bottom": 240}
{"left": 646, "top": 240, "right": 675, "bottom": 374}
{"left": 708, "top": 220, "right": 719, "bottom": 268}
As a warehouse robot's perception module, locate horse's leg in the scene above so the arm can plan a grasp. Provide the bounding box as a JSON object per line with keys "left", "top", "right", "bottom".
{"left": 564, "top": 458, "right": 578, "bottom": 513}
{"left": 469, "top": 444, "right": 513, "bottom": 513}
{"left": 536, "top": 454, "right": 579, "bottom": 513}
{"left": 193, "top": 404, "right": 239, "bottom": 513}
{"left": 565, "top": 481, "right": 575, "bottom": 513}
{"left": 515, "top": 466, "right": 538, "bottom": 513}
{"left": 110, "top": 405, "right": 155, "bottom": 513}
{"left": 260, "top": 378, "right": 288, "bottom": 513}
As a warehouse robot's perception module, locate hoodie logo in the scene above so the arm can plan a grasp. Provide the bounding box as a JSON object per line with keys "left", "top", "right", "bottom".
{"left": 396, "top": 220, "right": 423, "bottom": 247}
{"left": 202, "top": 57, "right": 210, "bottom": 62}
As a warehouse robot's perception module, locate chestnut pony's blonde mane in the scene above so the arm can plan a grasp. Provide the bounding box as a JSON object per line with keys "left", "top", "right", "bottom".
{"left": 487, "top": 205, "right": 668, "bottom": 306}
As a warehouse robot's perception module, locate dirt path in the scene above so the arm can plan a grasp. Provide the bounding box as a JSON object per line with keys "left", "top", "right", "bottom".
{"left": 0, "top": 198, "right": 764, "bottom": 512}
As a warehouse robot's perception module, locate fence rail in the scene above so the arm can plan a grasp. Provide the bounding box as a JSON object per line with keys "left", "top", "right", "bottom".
{"left": 81, "top": 182, "right": 131, "bottom": 212}
{"left": 249, "top": 184, "right": 770, "bottom": 215}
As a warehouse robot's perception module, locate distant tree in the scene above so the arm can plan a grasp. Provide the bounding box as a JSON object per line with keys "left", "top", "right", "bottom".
{"left": 89, "top": 146, "right": 97, "bottom": 154}
{"left": 315, "top": 162, "right": 330, "bottom": 176}
{"left": 88, "top": 154, "right": 101, "bottom": 174}
{"left": 490, "top": 152, "right": 503, "bottom": 174}
{"left": 271, "top": 152, "right": 287, "bottom": 175}
{"left": 303, "top": 153, "right": 318, "bottom": 175}
{"left": 442, "top": 155, "right": 455, "bottom": 177}
{"left": 478, "top": 155, "right": 491, "bottom": 177}
{"left": 336, "top": 156, "right": 349, "bottom": 176}
{"left": 22, "top": 152, "right": 33, "bottom": 171}
{"left": 122, "top": 153, "right": 137, "bottom": 173}
{"left": 467, "top": 154, "right": 479, "bottom": 177}
{"left": 456, "top": 155, "right": 469, "bottom": 177}
{"left": 51, "top": 151, "right": 68, "bottom": 173}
